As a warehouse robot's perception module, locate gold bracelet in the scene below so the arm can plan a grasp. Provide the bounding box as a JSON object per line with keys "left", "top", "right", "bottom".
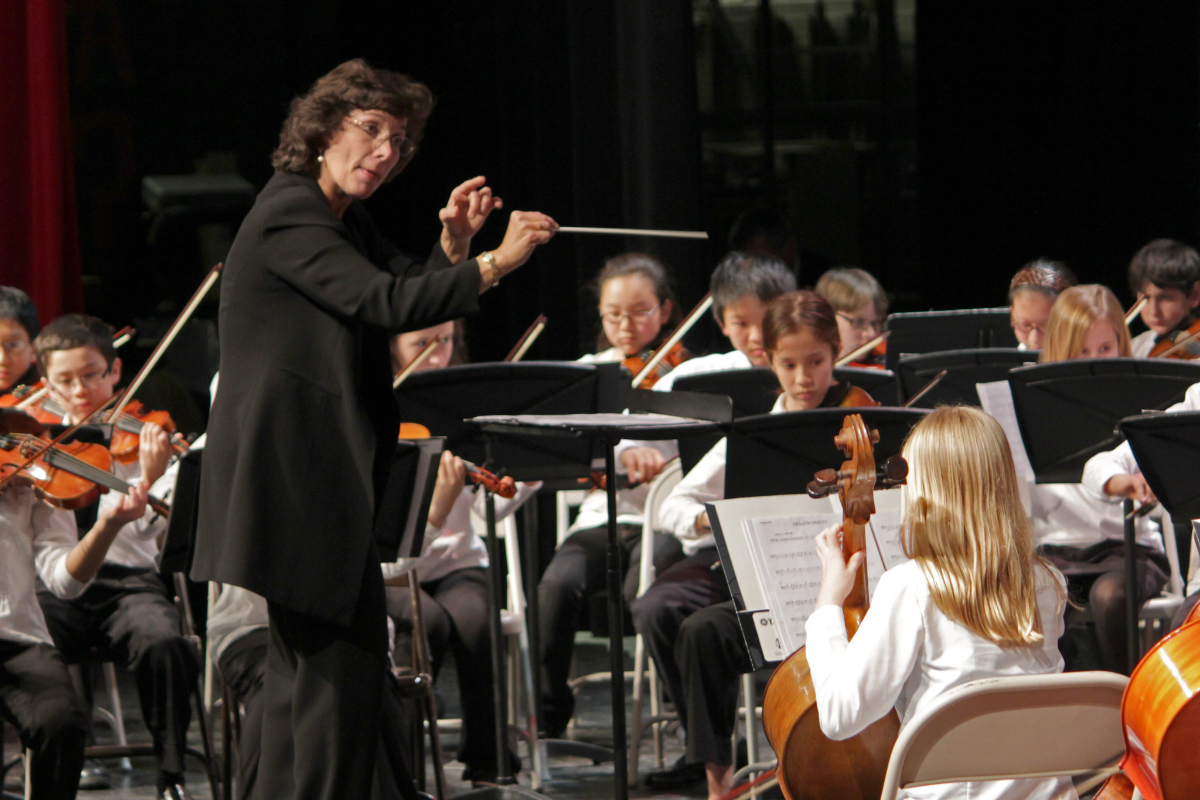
{"left": 479, "top": 251, "right": 502, "bottom": 287}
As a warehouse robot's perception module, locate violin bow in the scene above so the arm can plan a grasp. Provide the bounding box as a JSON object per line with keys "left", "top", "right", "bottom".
{"left": 1125, "top": 296, "right": 1148, "bottom": 326}
{"left": 1153, "top": 327, "right": 1200, "bottom": 359}
{"left": 505, "top": 314, "right": 548, "bottom": 362}
{"left": 834, "top": 330, "right": 890, "bottom": 368}
{"left": 902, "top": 369, "right": 948, "bottom": 408}
{"left": 392, "top": 337, "right": 440, "bottom": 389}
{"left": 15, "top": 327, "right": 135, "bottom": 411}
{"left": 630, "top": 293, "right": 713, "bottom": 388}
{"left": 107, "top": 263, "right": 223, "bottom": 423}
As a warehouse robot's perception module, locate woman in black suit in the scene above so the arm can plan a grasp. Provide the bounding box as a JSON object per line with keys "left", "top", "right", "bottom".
{"left": 193, "top": 59, "right": 556, "bottom": 800}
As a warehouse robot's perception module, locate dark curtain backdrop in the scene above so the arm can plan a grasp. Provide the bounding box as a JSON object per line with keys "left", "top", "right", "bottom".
{"left": 0, "top": 0, "right": 83, "bottom": 321}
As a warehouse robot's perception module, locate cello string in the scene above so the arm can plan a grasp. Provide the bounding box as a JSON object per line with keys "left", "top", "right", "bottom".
{"left": 867, "top": 519, "right": 889, "bottom": 571}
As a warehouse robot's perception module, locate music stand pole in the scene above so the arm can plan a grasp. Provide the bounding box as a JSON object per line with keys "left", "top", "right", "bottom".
{"left": 1124, "top": 499, "right": 1139, "bottom": 672}
{"left": 602, "top": 440, "right": 628, "bottom": 790}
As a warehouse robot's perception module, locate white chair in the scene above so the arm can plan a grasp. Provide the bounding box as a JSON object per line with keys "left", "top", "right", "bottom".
{"left": 1138, "top": 510, "right": 1186, "bottom": 648}
{"left": 879, "top": 671, "right": 1130, "bottom": 800}
{"left": 627, "top": 460, "right": 684, "bottom": 784}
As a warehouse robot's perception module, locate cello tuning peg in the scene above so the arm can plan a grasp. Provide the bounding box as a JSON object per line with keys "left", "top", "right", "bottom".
{"left": 870, "top": 428, "right": 880, "bottom": 445}
{"left": 807, "top": 468, "right": 839, "bottom": 499}
{"left": 879, "top": 455, "right": 908, "bottom": 487}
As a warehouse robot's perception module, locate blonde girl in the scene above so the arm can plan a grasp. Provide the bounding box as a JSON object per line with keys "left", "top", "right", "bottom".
{"left": 1039, "top": 284, "right": 1130, "bottom": 362}
{"left": 807, "top": 406, "right": 1073, "bottom": 800}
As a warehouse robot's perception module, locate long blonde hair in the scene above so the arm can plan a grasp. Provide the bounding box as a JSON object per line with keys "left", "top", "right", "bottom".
{"left": 901, "top": 406, "right": 1053, "bottom": 647}
{"left": 1039, "top": 284, "right": 1131, "bottom": 363}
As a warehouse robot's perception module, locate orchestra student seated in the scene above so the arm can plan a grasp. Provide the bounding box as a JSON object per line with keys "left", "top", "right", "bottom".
{"left": 814, "top": 268, "right": 888, "bottom": 365}
{"left": 0, "top": 287, "right": 42, "bottom": 394}
{"left": 1008, "top": 259, "right": 1076, "bottom": 349}
{"left": 1033, "top": 286, "right": 1168, "bottom": 674}
{"left": 806, "top": 405, "right": 1072, "bottom": 800}
{"left": 31, "top": 314, "right": 198, "bottom": 799}
{"left": 632, "top": 290, "right": 877, "bottom": 798}
{"left": 1126, "top": 239, "right": 1200, "bottom": 357}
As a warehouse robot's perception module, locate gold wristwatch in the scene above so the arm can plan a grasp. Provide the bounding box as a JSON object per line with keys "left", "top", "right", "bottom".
{"left": 479, "top": 251, "right": 502, "bottom": 287}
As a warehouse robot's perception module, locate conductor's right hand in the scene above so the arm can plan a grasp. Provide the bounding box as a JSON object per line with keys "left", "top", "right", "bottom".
{"left": 427, "top": 450, "right": 466, "bottom": 530}
{"left": 491, "top": 211, "right": 558, "bottom": 276}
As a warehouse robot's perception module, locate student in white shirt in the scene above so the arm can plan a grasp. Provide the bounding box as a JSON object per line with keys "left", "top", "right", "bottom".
{"left": 1007, "top": 259, "right": 1076, "bottom": 350}
{"left": 1034, "top": 287, "right": 1168, "bottom": 674}
{"left": 633, "top": 291, "right": 878, "bottom": 797}
{"left": 1124, "top": 239, "right": 1200, "bottom": 358}
{"left": 807, "top": 405, "right": 1073, "bottom": 800}
{"left": 385, "top": 322, "right": 540, "bottom": 784}
{"left": 0, "top": 432, "right": 150, "bottom": 800}
{"left": 27, "top": 315, "right": 194, "bottom": 799}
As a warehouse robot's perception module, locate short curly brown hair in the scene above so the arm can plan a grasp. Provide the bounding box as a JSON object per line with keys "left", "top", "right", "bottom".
{"left": 271, "top": 59, "right": 435, "bottom": 182}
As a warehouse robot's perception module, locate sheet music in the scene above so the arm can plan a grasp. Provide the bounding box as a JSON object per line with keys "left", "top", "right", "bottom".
{"left": 739, "top": 505, "right": 906, "bottom": 655}
{"left": 975, "top": 380, "right": 1034, "bottom": 479}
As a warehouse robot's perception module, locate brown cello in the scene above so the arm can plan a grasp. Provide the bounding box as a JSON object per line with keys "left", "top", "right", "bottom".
{"left": 760, "top": 413, "right": 906, "bottom": 800}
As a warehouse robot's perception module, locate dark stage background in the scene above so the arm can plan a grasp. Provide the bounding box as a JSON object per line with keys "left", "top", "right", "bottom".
{"left": 55, "top": 0, "right": 1200, "bottom": 368}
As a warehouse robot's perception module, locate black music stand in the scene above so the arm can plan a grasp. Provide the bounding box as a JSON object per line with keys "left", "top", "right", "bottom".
{"left": 710, "top": 408, "right": 926, "bottom": 668}
{"left": 1008, "top": 359, "right": 1200, "bottom": 672}
{"left": 896, "top": 348, "right": 1038, "bottom": 407}
{"left": 471, "top": 389, "right": 729, "bottom": 800}
{"left": 884, "top": 307, "right": 1018, "bottom": 371}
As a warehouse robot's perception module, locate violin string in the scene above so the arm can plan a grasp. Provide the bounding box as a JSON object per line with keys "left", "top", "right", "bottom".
{"left": 10, "top": 434, "right": 129, "bottom": 492}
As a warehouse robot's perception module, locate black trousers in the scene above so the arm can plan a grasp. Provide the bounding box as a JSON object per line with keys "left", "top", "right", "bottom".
{"left": 36, "top": 564, "right": 199, "bottom": 776}
{"left": 1040, "top": 541, "right": 1170, "bottom": 674}
{"left": 0, "top": 639, "right": 88, "bottom": 800}
{"left": 536, "top": 523, "right": 684, "bottom": 732}
{"left": 259, "top": 551, "right": 416, "bottom": 800}
{"left": 216, "top": 628, "right": 268, "bottom": 800}
{"left": 630, "top": 547, "right": 743, "bottom": 766}
{"left": 385, "top": 567, "right": 503, "bottom": 776}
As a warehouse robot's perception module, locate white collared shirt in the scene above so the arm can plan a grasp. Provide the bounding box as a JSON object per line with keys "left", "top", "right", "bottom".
{"left": 98, "top": 458, "right": 180, "bottom": 570}
{"left": 0, "top": 486, "right": 89, "bottom": 645}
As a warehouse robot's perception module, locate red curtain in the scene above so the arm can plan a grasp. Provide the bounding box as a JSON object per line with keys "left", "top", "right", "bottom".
{"left": 0, "top": 0, "right": 83, "bottom": 322}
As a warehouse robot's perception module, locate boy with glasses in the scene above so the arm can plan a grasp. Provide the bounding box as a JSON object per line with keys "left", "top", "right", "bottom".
{"left": 814, "top": 268, "right": 888, "bottom": 364}
{"left": 32, "top": 314, "right": 198, "bottom": 800}
{"left": 0, "top": 287, "right": 42, "bottom": 394}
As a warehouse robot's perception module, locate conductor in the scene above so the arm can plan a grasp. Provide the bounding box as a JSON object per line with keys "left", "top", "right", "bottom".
{"left": 192, "top": 59, "right": 556, "bottom": 799}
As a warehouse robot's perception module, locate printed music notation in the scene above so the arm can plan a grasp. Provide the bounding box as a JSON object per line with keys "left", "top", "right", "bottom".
{"left": 740, "top": 508, "right": 908, "bottom": 656}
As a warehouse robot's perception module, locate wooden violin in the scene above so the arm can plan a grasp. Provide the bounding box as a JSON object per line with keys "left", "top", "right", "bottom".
{"left": 396, "top": 422, "right": 516, "bottom": 498}
{"left": 1148, "top": 318, "right": 1200, "bottom": 360}
{"left": 760, "top": 413, "right": 906, "bottom": 800}
{"left": 836, "top": 331, "right": 889, "bottom": 370}
{"left": 32, "top": 395, "right": 187, "bottom": 464}
{"left": 626, "top": 293, "right": 711, "bottom": 389}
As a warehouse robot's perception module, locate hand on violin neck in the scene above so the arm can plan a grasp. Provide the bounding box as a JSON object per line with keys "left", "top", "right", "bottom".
{"left": 620, "top": 446, "right": 665, "bottom": 485}
{"left": 814, "top": 523, "right": 864, "bottom": 609}
{"left": 138, "top": 422, "right": 171, "bottom": 486}
{"left": 427, "top": 450, "right": 465, "bottom": 530}
{"left": 694, "top": 510, "right": 711, "bottom": 534}
{"left": 1104, "top": 472, "right": 1157, "bottom": 505}
{"left": 69, "top": 481, "right": 150, "bottom": 583}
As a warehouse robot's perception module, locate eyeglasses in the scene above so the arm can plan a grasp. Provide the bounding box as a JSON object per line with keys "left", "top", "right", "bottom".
{"left": 600, "top": 305, "right": 661, "bottom": 325}
{"left": 343, "top": 117, "right": 416, "bottom": 159}
{"left": 836, "top": 313, "right": 882, "bottom": 333}
{"left": 1011, "top": 321, "right": 1046, "bottom": 335}
{"left": 0, "top": 339, "right": 30, "bottom": 355}
{"left": 49, "top": 365, "right": 111, "bottom": 393}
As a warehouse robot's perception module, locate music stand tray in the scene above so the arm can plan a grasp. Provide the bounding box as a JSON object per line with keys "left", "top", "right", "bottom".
{"left": 896, "top": 348, "right": 1037, "bottom": 407}
{"left": 885, "top": 307, "right": 1018, "bottom": 371}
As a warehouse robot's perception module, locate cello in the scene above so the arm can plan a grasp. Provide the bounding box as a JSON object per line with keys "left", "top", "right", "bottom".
{"left": 760, "top": 413, "right": 905, "bottom": 800}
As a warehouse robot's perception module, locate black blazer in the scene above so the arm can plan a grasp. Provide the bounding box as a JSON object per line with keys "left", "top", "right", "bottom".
{"left": 192, "top": 172, "right": 481, "bottom": 625}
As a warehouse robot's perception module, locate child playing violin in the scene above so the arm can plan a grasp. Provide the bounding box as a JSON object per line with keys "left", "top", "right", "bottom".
{"left": 29, "top": 314, "right": 199, "bottom": 800}
{"left": 1032, "top": 286, "right": 1169, "bottom": 674}
{"left": 814, "top": 268, "right": 888, "bottom": 365}
{"left": 1008, "top": 259, "right": 1076, "bottom": 350}
{"left": 0, "top": 287, "right": 42, "bottom": 394}
{"left": 633, "top": 290, "right": 877, "bottom": 797}
{"left": 807, "top": 405, "right": 1072, "bottom": 800}
{"left": 384, "top": 321, "right": 540, "bottom": 785}
{"left": 1126, "top": 239, "right": 1200, "bottom": 357}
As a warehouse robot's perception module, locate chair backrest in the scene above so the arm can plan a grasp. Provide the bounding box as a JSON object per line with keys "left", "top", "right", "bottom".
{"left": 635, "top": 460, "right": 684, "bottom": 598}
{"left": 1157, "top": 509, "right": 1183, "bottom": 596}
{"left": 555, "top": 489, "right": 588, "bottom": 545}
{"left": 467, "top": 508, "right": 525, "bottom": 617}
{"left": 880, "top": 671, "right": 1128, "bottom": 800}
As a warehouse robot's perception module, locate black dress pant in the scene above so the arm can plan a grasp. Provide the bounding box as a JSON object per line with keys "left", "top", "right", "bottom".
{"left": 0, "top": 639, "right": 88, "bottom": 800}
{"left": 630, "top": 547, "right": 740, "bottom": 766}
{"left": 217, "top": 628, "right": 268, "bottom": 800}
{"left": 36, "top": 564, "right": 199, "bottom": 776}
{"left": 1040, "top": 541, "right": 1170, "bottom": 674}
{"left": 260, "top": 551, "right": 416, "bottom": 800}
{"left": 536, "top": 523, "right": 684, "bottom": 732}
{"left": 386, "top": 567, "right": 504, "bottom": 777}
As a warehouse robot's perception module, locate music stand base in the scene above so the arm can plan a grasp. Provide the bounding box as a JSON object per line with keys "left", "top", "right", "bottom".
{"left": 541, "top": 738, "right": 615, "bottom": 765}
{"left": 454, "top": 784, "right": 553, "bottom": 800}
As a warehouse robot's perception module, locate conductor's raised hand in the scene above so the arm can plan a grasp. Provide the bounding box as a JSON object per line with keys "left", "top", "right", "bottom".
{"left": 440, "top": 176, "right": 503, "bottom": 262}
{"left": 491, "top": 211, "right": 558, "bottom": 276}
{"left": 814, "top": 523, "right": 864, "bottom": 609}
{"left": 427, "top": 449, "right": 466, "bottom": 530}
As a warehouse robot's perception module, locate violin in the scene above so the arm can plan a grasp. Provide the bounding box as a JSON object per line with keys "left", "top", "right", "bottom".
{"left": 626, "top": 293, "right": 712, "bottom": 389}
{"left": 836, "top": 331, "right": 890, "bottom": 370}
{"left": 396, "top": 422, "right": 516, "bottom": 498}
{"left": 760, "top": 413, "right": 906, "bottom": 800}
{"left": 1147, "top": 318, "right": 1200, "bottom": 360}
{"left": 32, "top": 395, "right": 187, "bottom": 464}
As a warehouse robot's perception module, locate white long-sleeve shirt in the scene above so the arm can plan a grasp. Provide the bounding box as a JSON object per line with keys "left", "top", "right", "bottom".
{"left": 0, "top": 487, "right": 89, "bottom": 645}
{"left": 381, "top": 481, "right": 539, "bottom": 584}
{"left": 1130, "top": 330, "right": 1156, "bottom": 358}
{"left": 658, "top": 393, "right": 788, "bottom": 554}
{"left": 99, "top": 458, "right": 180, "bottom": 570}
{"left": 805, "top": 559, "right": 1076, "bottom": 800}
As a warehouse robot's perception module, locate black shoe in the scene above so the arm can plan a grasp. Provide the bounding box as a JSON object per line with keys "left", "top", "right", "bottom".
{"left": 461, "top": 749, "right": 522, "bottom": 786}
{"left": 78, "top": 761, "right": 111, "bottom": 791}
{"left": 160, "top": 785, "right": 195, "bottom": 800}
{"left": 644, "top": 756, "right": 706, "bottom": 790}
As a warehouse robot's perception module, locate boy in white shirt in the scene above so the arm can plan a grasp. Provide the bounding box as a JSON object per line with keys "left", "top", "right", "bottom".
{"left": 0, "top": 407, "right": 150, "bottom": 800}
{"left": 29, "top": 315, "right": 196, "bottom": 800}
{"left": 1126, "top": 239, "right": 1200, "bottom": 357}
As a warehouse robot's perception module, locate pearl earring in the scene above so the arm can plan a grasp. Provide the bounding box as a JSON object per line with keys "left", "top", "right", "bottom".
{"left": 317, "top": 153, "right": 324, "bottom": 163}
